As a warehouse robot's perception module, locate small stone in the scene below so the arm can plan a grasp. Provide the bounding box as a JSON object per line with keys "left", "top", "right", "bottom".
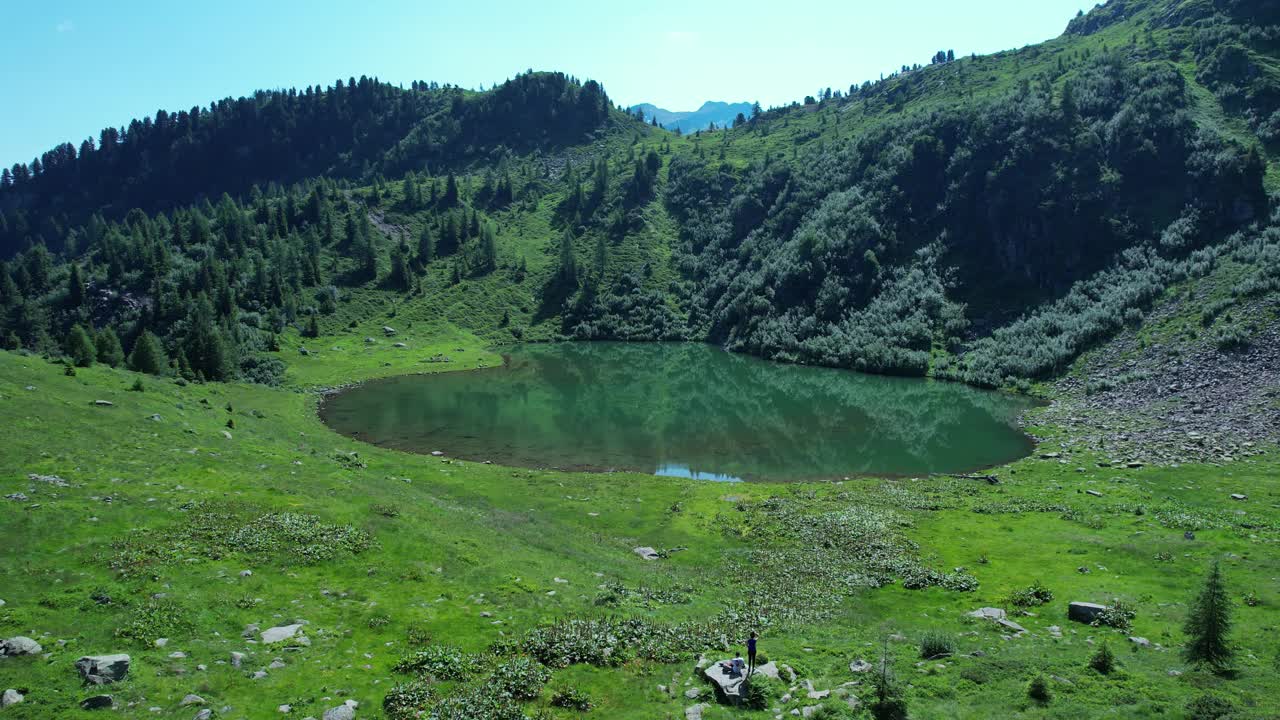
{"left": 154, "top": 638, "right": 169, "bottom": 648}
{"left": 685, "top": 703, "right": 710, "bottom": 720}
{"left": 2, "top": 689, "right": 23, "bottom": 707}
{"left": 93, "top": 400, "right": 114, "bottom": 407}
{"left": 231, "top": 651, "right": 246, "bottom": 668}
{"left": 849, "top": 659, "right": 873, "bottom": 673}
{"left": 269, "top": 658, "right": 287, "bottom": 669}
{"left": 1230, "top": 493, "right": 1247, "bottom": 501}
{"left": 180, "top": 695, "right": 205, "bottom": 706}
{"left": 240, "top": 570, "right": 253, "bottom": 577}
{"left": 633, "top": 546, "right": 660, "bottom": 560}
{"left": 252, "top": 670, "right": 268, "bottom": 680}
{"left": 279, "top": 704, "right": 292, "bottom": 713}
{"left": 430, "top": 450, "right": 444, "bottom": 457}
{"left": 685, "top": 687, "right": 702, "bottom": 699}
{"left": 1129, "top": 636, "right": 1151, "bottom": 648}
{"left": 323, "top": 701, "right": 357, "bottom": 720}
{"left": 194, "top": 711, "right": 213, "bottom": 720}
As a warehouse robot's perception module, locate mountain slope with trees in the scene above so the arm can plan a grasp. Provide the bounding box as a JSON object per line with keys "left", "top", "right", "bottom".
{"left": 0, "top": 0, "right": 1277, "bottom": 401}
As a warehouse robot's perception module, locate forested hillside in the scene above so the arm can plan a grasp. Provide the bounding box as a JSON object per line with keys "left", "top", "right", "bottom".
{"left": 1, "top": 0, "right": 1279, "bottom": 393}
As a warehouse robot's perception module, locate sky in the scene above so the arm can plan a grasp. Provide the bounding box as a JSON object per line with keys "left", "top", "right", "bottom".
{"left": 2, "top": 0, "right": 1088, "bottom": 168}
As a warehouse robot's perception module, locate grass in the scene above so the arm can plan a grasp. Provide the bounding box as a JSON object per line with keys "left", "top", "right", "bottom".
{"left": 0, "top": 325, "right": 1278, "bottom": 719}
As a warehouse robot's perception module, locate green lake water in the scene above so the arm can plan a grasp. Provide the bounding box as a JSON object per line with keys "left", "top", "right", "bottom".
{"left": 319, "top": 342, "right": 1037, "bottom": 481}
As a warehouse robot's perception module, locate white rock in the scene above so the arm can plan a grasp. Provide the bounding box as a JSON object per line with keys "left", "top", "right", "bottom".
{"left": 633, "top": 546, "right": 660, "bottom": 560}
{"left": 180, "top": 695, "right": 205, "bottom": 706}
{"left": 231, "top": 651, "right": 246, "bottom": 668}
{"left": 261, "top": 624, "right": 305, "bottom": 644}
{"left": 2, "top": 689, "right": 23, "bottom": 707}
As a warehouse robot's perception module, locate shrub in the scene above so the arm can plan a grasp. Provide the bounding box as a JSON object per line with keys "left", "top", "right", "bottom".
{"left": 485, "top": 656, "right": 551, "bottom": 701}
{"left": 405, "top": 622, "right": 432, "bottom": 646}
{"left": 371, "top": 503, "right": 401, "bottom": 518}
{"left": 428, "top": 687, "right": 526, "bottom": 720}
{"left": 1092, "top": 599, "right": 1136, "bottom": 631}
{"left": 113, "top": 598, "right": 193, "bottom": 645}
{"left": 367, "top": 614, "right": 391, "bottom": 629}
{"left": 741, "top": 676, "right": 782, "bottom": 710}
{"left": 1027, "top": 674, "right": 1051, "bottom": 704}
{"left": 393, "top": 645, "right": 482, "bottom": 680}
{"left": 550, "top": 686, "right": 594, "bottom": 711}
{"left": 1089, "top": 641, "right": 1117, "bottom": 674}
{"left": 1008, "top": 581, "right": 1054, "bottom": 607}
{"left": 382, "top": 679, "right": 434, "bottom": 720}
{"left": 919, "top": 631, "right": 956, "bottom": 659}
{"left": 1186, "top": 694, "right": 1236, "bottom": 720}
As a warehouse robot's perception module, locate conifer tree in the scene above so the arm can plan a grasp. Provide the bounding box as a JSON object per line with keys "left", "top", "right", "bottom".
{"left": 128, "top": 330, "right": 169, "bottom": 376}
{"left": 304, "top": 314, "right": 320, "bottom": 338}
{"left": 556, "top": 228, "right": 578, "bottom": 288}
{"left": 1184, "top": 561, "right": 1234, "bottom": 672}
{"left": 479, "top": 223, "right": 497, "bottom": 273}
{"left": 389, "top": 244, "right": 412, "bottom": 290}
{"left": 66, "top": 324, "right": 96, "bottom": 367}
{"left": 184, "top": 295, "right": 235, "bottom": 381}
{"left": 94, "top": 327, "right": 125, "bottom": 367}
{"left": 417, "top": 226, "right": 435, "bottom": 266}
{"left": 67, "top": 264, "right": 86, "bottom": 308}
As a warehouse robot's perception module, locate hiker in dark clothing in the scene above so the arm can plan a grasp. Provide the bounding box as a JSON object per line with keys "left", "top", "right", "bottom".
{"left": 747, "top": 631, "right": 758, "bottom": 675}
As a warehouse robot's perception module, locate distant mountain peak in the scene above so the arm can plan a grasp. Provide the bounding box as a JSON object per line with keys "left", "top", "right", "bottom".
{"left": 628, "top": 100, "right": 754, "bottom": 132}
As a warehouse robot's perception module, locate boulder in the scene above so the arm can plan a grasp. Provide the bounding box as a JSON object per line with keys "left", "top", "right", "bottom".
{"left": 1, "top": 636, "right": 42, "bottom": 656}
{"left": 194, "top": 711, "right": 213, "bottom": 720}
{"left": 75, "top": 654, "right": 131, "bottom": 685}
{"left": 261, "top": 623, "right": 305, "bottom": 644}
{"left": 703, "top": 660, "right": 747, "bottom": 703}
{"left": 382, "top": 326, "right": 397, "bottom": 336}
{"left": 2, "top": 689, "right": 22, "bottom": 707}
{"left": 180, "top": 694, "right": 205, "bottom": 706}
{"left": 849, "top": 659, "right": 873, "bottom": 673}
{"left": 755, "top": 661, "right": 781, "bottom": 680}
{"left": 1230, "top": 493, "right": 1247, "bottom": 501}
{"left": 1068, "top": 602, "right": 1108, "bottom": 624}
{"left": 967, "top": 607, "right": 1006, "bottom": 621}
{"left": 230, "top": 651, "right": 246, "bottom": 668}
{"left": 633, "top": 546, "right": 660, "bottom": 560}
{"left": 1129, "top": 636, "right": 1151, "bottom": 648}
{"left": 80, "top": 695, "right": 114, "bottom": 710}
{"left": 685, "top": 703, "right": 710, "bottom": 720}
{"left": 323, "top": 700, "right": 358, "bottom": 720}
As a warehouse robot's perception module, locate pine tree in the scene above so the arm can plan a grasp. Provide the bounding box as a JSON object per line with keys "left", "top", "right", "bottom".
{"left": 1184, "top": 561, "right": 1234, "bottom": 672}
{"left": 444, "top": 173, "right": 459, "bottom": 206}
{"left": 304, "top": 314, "right": 320, "bottom": 338}
{"left": 66, "top": 324, "right": 96, "bottom": 367}
{"left": 184, "top": 295, "right": 235, "bottom": 381}
{"left": 556, "top": 228, "right": 578, "bottom": 288}
{"left": 479, "top": 223, "right": 497, "bottom": 273}
{"left": 389, "top": 245, "right": 412, "bottom": 290}
{"left": 67, "top": 264, "right": 86, "bottom": 308}
{"left": 128, "top": 330, "right": 169, "bottom": 376}
{"left": 94, "top": 327, "right": 125, "bottom": 367}
{"left": 417, "top": 226, "right": 435, "bottom": 266}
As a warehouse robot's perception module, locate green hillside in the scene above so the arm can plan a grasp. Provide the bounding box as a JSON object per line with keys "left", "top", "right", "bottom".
{"left": 0, "top": 0, "right": 1278, "bottom": 718}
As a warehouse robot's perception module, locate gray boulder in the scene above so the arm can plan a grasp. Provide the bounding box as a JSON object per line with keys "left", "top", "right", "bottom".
{"left": 75, "top": 654, "right": 131, "bottom": 685}
{"left": 703, "top": 660, "right": 747, "bottom": 703}
{"left": 1068, "top": 602, "right": 1108, "bottom": 624}
{"left": 194, "top": 710, "right": 213, "bottom": 720}
{"left": 633, "top": 546, "right": 660, "bottom": 560}
{"left": 261, "top": 623, "right": 305, "bottom": 644}
{"left": 323, "top": 700, "right": 358, "bottom": 720}
{"left": 1, "top": 636, "right": 42, "bottom": 656}
{"left": 2, "top": 689, "right": 22, "bottom": 707}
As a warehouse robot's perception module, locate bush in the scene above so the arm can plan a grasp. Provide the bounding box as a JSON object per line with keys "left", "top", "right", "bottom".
{"left": 367, "top": 614, "right": 391, "bottom": 629}
{"left": 1089, "top": 641, "right": 1117, "bottom": 674}
{"left": 393, "top": 645, "right": 482, "bottom": 680}
{"left": 1008, "top": 581, "right": 1054, "bottom": 607}
{"left": 1093, "top": 599, "right": 1136, "bottom": 631}
{"left": 550, "top": 686, "right": 593, "bottom": 711}
{"left": 1186, "top": 694, "right": 1236, "bottom": 720}
{"left": 1027, "top": 674, "right": 1051, "bottom": 704}
{"left": 919, "top": 631, "right": 956, "bottom": 659}
{"left": 428, "top": 687, "right": 526, "bottom": 720}
{"left": 383, "top": 679, "right": 434, "bottom": 720}
{"left": 485, "top": 656, "right": 551, "bottom": 701}
{"left": 113, "top": 598, "right": 193, "bottom": 645}
{"left": 741, "top": 675, "right": 782, "bottom": 710}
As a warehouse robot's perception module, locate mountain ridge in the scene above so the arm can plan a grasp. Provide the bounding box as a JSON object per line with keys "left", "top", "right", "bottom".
{"left": 629, "top": 100, "right": 755, "bottom": 132}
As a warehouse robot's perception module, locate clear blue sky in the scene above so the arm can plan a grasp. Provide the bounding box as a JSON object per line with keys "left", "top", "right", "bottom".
{"left": 3, "top": 0, "right": 1087, "bottom": 168}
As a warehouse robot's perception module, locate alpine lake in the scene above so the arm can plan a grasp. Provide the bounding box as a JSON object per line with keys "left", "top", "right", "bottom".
{"left": 319, "top": 342, "right": 1038, "bottom": 482}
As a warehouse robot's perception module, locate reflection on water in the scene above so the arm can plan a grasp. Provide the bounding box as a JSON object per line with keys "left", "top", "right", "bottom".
{"left": 319, "top": 342, "right": 1037, "bottom": 481}
{"left": 655, "top": 464, "right": 743, "bottom": 483}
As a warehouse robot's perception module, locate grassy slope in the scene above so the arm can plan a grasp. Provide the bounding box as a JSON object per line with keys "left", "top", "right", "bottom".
{"left": 1, "top": 334, "right": 1277, "bottom": 719}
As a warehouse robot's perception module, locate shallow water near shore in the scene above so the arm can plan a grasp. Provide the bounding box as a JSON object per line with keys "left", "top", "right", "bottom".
{"left": 319, "top": 342, "right": 1037, "bottom": 481}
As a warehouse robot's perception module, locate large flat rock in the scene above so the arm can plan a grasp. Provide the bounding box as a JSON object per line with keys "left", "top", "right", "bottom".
{"left": 1068, "top": 602, "right": 1108, "bottom": 624}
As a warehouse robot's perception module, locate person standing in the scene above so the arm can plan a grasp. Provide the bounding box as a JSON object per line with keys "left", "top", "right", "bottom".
{"left": 747, "top": 631, "right": 758, "bottom": 676}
